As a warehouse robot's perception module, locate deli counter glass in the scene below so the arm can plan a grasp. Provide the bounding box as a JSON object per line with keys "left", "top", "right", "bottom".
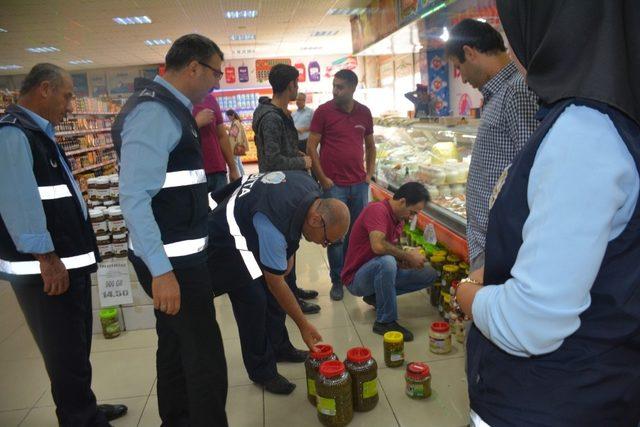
{"left": 373, "top": 117, "right": 479, "bottom": 236}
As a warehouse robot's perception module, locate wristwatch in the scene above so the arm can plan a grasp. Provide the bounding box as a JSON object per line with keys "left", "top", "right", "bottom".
{"left": 452, "top": 278, "right": 481, "bottom": 320}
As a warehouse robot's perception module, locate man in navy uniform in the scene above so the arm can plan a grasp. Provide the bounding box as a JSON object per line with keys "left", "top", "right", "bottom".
{"left": 0, "top": 63, "right": 127, "bottom": 426}
{"left": 113, "top": 34, "right": 228, "bottom": 426}
{"left": 207, "top": 170, "right": 350, "bottom": 394}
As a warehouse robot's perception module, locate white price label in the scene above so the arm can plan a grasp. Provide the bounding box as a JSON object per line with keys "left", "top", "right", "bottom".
{"left": 423, "top": 223, "right": 437, "bottom": 245}
{"left": 97, "top": 260, "right": 133, "bottom": 307}
{"left": 409, "top": 215, "right": 418, "bottom": 231}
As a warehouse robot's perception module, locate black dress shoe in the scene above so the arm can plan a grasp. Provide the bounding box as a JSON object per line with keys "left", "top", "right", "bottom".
{"left": 98, "top": 404, "right": 128, "bottom": 422}
{"left": 257, "top": 374, "right": 296, "bottom": 395}
{"left": 296, "top": 287, "right": 319, "bottom": 300}
{"left": 330, "top": 283, "right": 344, "bottom": 301}
{"left": 276, "top": 347, "right": 309, "bottom": 363}
{"left": 299, "top": 298, "right": 321, "bottom": 314}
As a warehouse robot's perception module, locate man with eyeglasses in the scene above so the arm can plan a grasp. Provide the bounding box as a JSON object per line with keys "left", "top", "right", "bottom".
{"left": 205, "top": 170, "right": 350, "bottom": 395}
{"left": 113, "top": 34, "right": 228, "bottom": 426}
{"left": 341, "top": 182, "right": 438, "bottom": 341}
{"left": 192, "top": 62, "right": 240, "bottom": 193}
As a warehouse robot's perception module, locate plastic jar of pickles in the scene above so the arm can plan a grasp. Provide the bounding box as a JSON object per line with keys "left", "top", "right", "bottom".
{"left": 316, "top": 360, "right": 353, "bottom": 427}
{"left": 405, "top": 362, "right": 431, "bottom": 399}
{"left": 429, "top": 255, "right": 446, "bottom": 307}
{"left": 99, "top": 307, "right": 121, "bottom": 339}
{"left": 440, "top": 264, "right": 460, "bottom": 319}
{"left": 305, "top": 344, "right": 339, "bottom": 406}
{"left": 383, "top": 331, "right": 404, "bottom": 367}
{"left": 344, "top": 347, "right": 378, "bottom": 412}
{"left": 446, "top": 254, "right": 461, "bottom": 264}
{"left": 429, "top": 321, "right": 452, "bottom": 354}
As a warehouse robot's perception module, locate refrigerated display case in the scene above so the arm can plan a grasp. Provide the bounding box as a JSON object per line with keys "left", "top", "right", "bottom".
{"left": 372, "top": 117, "right": 480, "bottom": 258}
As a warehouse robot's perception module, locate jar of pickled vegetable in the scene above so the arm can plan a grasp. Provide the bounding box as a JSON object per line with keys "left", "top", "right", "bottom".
{"left": 383, "top": 331, "right": 404, "bottom": 368}
{"left": 429, "top": 255, "right": 446, "bottom": 272}
{"left": 316, "top": 361, "right": 353, "bottom": 427}
{"left": 446, "top": 254, "right": 461, "bottom": 264}
{"left": 458, "top": 261, "right": 470, "bottom": 276}
{"left": 429, "top": 321, "right": 452, "bottom": 354}
{"left": 429, "top": 255, "right": 446, "bottom": 307}
{"left": 405, "top": 362, "right": 431, "bottom": 399}
{"left": 440, "top": 264, "right": 460, "bottom": 320}
{"left": 344, "top": 347, "right": 378, "bottom": 412}
{"left": 305, "top": 344, "right": 339, "bottom": 406}
{"left": 450, "top": 313, "right": 465, "bottom": 344}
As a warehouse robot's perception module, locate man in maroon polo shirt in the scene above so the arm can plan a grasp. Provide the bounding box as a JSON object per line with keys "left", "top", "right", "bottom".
{"left": 193, "top": 91, "right": 240, "bottom": 192}
{"left": 307, "top": 69, "right": 376, "bottom": 301}
{"left": 341, "top": 182, "right": 438, "bottom": 341}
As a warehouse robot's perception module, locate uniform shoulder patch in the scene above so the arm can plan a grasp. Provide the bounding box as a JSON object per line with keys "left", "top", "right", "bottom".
{"left": 139, "top": 88, "right": 156, "bottom": 98}
{"left": 261, "top": 171, "right": 286, "bottom": 184}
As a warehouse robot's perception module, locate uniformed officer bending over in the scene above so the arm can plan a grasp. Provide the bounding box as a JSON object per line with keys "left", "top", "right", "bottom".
{"left": 207, "top": 170, "right": 350, "bottom": 394}
{"left": 113, "top": 35, "right": 228, "bottom": 426}
{"left": 0, "top": 64, "right": 127, "bottom": 425}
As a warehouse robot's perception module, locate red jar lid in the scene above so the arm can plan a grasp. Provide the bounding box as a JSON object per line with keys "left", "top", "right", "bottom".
{"left": 346, "top": 347, "right": 372, "bottom": 363}
{"left": 431, "top": 321, "right": 450, "bottom": 333}
{"left": 310, "top": 344, "right": 334, "bottom": 360}
{"left": 406, "top": 362, "right": 430, "bottom": 380}
{"left": 320, "top": 360, "right": 345, "bottom": 378}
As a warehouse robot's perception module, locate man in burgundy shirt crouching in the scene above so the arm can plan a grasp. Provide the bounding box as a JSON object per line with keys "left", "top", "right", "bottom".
{"left": 341, "top": 182, "right": 438, "bottom": 341}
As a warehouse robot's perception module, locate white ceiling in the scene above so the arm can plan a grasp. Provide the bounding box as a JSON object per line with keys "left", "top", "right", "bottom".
{"left": 0, "top": 0, "right": 370, "bottom": 75}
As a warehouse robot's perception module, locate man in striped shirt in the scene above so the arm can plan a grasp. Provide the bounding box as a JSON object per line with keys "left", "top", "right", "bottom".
{"left": 445, "top": 19, "right": 538, "bottom": 276}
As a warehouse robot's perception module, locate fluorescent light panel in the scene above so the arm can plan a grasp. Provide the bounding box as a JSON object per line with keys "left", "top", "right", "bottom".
{"left": 327, "top": 8, "right": 367, "bottom": 15}
{"left": 144, "top": 38, "right": 171, "bottom": 46}
{"left": 302, "top": 46, "right": 322, "bottom": 50}
{"left": 233, "top": 49, "right": 255, "bottom": 54}
{"left": 0, "top": 28, "right": 7, "bottom": 32}
{"left": 225, "top": 10, "right": 258, "bottom": 19}
{"left": 69, "top": 59, "right": 93, "bottom": 65}
{"left": 311, "top": 30, "right": 339, "bottom": 37}
{"left": 230, "top": 34, "right": 256, "bottom": 41}
{"left": 0, "top": 64, "right": 22, "bottom": 70}
{"left": 113, "top": 16, "right": 152, "bottom": 25}
{"left": 26, "top": 46, "right": 60, "bottom": 53}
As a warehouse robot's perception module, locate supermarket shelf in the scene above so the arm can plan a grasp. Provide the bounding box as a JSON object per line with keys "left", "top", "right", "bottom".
{"left": 73, "top": 159, "right": 116, "bottom": 175}
{"left": 66, "top": 144, "right": 114, "bottom": 156}
{"left": 72, "top": 111, "right": 119, "bottom": 116}
{"left": 57, "top": 127, "right": 112, "bottom": 137}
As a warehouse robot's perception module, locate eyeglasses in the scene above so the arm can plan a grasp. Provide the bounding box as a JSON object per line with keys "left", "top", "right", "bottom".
{"left": 321, "top": 216, "right": 343, "bottom": 248}
{"left": 198, "top": 61, "right": 224, "bottom": 79}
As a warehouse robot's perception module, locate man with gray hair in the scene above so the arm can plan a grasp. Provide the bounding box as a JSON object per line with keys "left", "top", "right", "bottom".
{"left": 0, "top": 63, "right": 127, "bottom": 425}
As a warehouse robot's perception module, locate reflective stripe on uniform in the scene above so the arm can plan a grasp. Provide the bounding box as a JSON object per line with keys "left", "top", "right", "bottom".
{"left": 129, "top": 236, "right": 208, "bottom": 258}
{"left": 0, "top": 251, "right": 96, "bottom": 275}
{"left": 470, "top": 410, "right": 492, "bottom": 427}
{"left": 226, "top": 175, "right": 262, "bottom": 279}
{"left": 162, "top": 169, "right": 206, "bottom": 189}
{"left": 38, "top": 184, "right": 73, "bottom": 200}
{"left": 209, "top": 193, "right": 218, "bottom": 210}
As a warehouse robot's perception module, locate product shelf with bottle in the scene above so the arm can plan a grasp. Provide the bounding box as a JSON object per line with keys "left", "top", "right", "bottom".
{"left": 372, "top": 116, "right": 480, "bottom": 259}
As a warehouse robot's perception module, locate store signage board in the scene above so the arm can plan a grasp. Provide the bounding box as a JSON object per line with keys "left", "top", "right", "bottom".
{"left": 255, "top": 58, "right": 291, "bottom": 83}
{"left": 97, "top": 261, "right": 133, "bottom": 307}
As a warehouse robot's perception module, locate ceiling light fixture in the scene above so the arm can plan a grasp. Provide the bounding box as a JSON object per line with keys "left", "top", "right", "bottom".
{"left": 113, "top": 16, "right": 152, "bottom": 25}
{"left": 0, "top": 28, "right": 7, "bottom": 32}
{"left": 327, "top": 8, "right": 367, "bottom": 15}
{"left": 311, "top": 30, "right": 339, "bottom": 37}
{"left": 233, "top": 49, "right": 255, "bottom": 54}
{"left": 26, "top": 46, "right": 60, "bottom": 53}
{"left": 230, "top": 34, "right": 256, "bottom": 41}
{"left": 0, "top": 64, "right": 22, "bottom": 70}
{"left": 301, "top": 46, "right": 322, "bottom": 51}
{"left": 420, "top": 2, "right": 447, "bottom": 19}
{"left": 440, "top": 27, "right": 449, "bottom": 42}
{"left": 69, "top": 59, "right": 94, "bottom": 65}
{"left": 225, "top": 10, "right": 258, "bottom": 19}
{"left": 144, "top": 39, "right": 172, "bottom": 46}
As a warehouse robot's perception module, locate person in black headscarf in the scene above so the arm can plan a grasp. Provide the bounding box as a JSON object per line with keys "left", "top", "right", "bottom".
{"left": 454, "top": 1, "right": 640, "bottom": 426}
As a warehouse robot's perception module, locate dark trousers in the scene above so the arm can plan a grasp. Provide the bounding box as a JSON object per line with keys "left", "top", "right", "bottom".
{"left": 206, "top": 172, "right": 228, "bottom": 194}
{"left": 131, "top": 258, "right": 228, "bottom": 427}
{"left": 9, "top": 272, "right": 108, "bottom": 427}
{"left": 227, "top": 277, "right": 295, "bottom": 383}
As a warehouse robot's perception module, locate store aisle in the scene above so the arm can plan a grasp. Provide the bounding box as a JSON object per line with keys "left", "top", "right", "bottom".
{"left": 0, "top": 241, "right": 469, "bottom": 427}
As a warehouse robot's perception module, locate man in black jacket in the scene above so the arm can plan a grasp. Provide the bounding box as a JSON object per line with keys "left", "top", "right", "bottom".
{"left": 252, "top": 64, "right": 320, "bottom": 314}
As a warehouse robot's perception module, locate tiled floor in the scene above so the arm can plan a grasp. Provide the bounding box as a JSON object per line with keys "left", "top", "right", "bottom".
{"left": 0, "top": 241, "right": 470, "bottom": 426}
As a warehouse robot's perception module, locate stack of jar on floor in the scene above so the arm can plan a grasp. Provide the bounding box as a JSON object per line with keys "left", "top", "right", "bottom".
{"left": 87, "top": 174, "right": 128, "bottom": 262}
{"left": 305, "top": 345, "right": 379, "bottom": 427}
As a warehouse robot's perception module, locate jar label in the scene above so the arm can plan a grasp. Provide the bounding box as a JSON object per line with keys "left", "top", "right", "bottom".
{"left": 112, "top": 241, "right": 128, "bottom": 255}
{"left": 317, "top": 396, "right": 336, "bottom": 416}
{"left": 110, "top": 187, "right": 119, "bottom": 197}
{"left": 97, "top": 243, "right": 112, "bottom": 257}
{"left": 109, "top": 219, "right": 126, "bottom": 232}
{"left": 105, "top": 322, "right": 120, "bottom": 334}
{"left": 362, "top": 379, "right": 378, "bottom": 399}
{"left": 92, "top": 221, "right": 108, "bottom": 234}
{"left": 390, "top": 351, "right": 404, "bottom": 362}
{"left": 407, "top": 383, "right": 425, "bottom": 398}
{"left": 96, "top": 188, "right": 110, "bottom": 199}
{"left": 307, "top": 379, "right": 316, "bottom": 397}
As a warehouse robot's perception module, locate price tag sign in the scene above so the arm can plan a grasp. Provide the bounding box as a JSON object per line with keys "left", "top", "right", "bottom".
{"left": 409, "top": 215, "right": 418, "bottom": 231}
{"left": 423, "top": 223, "right": 437, "bottom": 245}
{"left": 97, "top": 260, "right": 133, "bottom": 307}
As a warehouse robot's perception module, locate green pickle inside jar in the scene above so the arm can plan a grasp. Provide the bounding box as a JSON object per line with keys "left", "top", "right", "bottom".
{"left": 383, "top": 331, "right": 404, "bottom": 367}
{"left": 429, "top": 255, "right": 447, "bottom": 307}
{"left": 344, "top": 347, "right": 378, "bottom": 412}
{"left": 99, "top": 307, "right": 120, "bottom": 339}
{"left": 316, "top": 360, "right": 353, "bottom": 427}
{"left": 441, "top": 264, "right": 461, "bottom": 319}
{"left": 305, "top": 344, "right": 338, "bottom": 406}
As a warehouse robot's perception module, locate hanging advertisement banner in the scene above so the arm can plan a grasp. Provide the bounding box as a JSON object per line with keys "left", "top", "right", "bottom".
{"left": 225, "top": 66, "right": 236, "bottom": 84}
{"left": 427, "top": 48, "right": 449, "bottom": 116}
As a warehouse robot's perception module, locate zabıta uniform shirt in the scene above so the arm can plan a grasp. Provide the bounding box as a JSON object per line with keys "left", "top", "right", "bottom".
{"left": 310, "top": 99, "right": 374, "bottom": 186}
{"left": 341, "top": 200, "right": 402, "bottom": 286}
